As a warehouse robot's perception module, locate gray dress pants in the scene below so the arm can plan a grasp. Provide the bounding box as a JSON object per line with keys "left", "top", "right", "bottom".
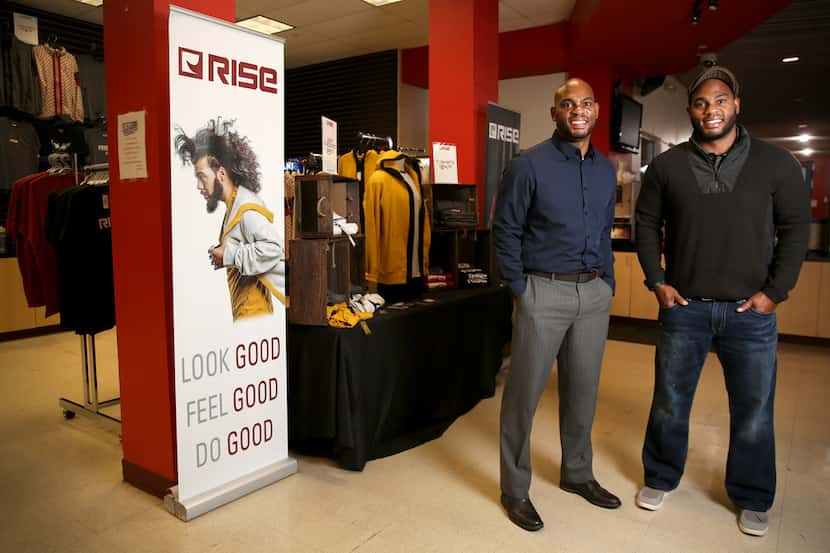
{"left": 500, "top": 274, "right": 612, "bottom": 498}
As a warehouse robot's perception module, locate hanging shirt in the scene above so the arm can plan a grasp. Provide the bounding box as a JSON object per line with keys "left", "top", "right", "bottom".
{"left": 0, "top": 117, "right": 40, "bottom": 191}
{"left": 338, "top": 148, "right": 379, "bottom": 229}
{"left": 33, "top": 118, "right": 89, "bottom": 165}
{"left": 46, "top": 184, "right": 115, "bottom": 334}
{"left": 83, "top": 126, "right": 108, "bottom": 164}
{"left": 7, "top": 172, "right": 76, "bottom": 314}
{"left": 363, "top": 151, "right": 431, "bottom": 285}
{"left": 33, "top": 45, "right": 84, "bottom": 122}
{"left": 76, "top": 54, "right": 106, "bottom": 121}
{"left": 2, "top": 36, "right": 43, "bottom": 115}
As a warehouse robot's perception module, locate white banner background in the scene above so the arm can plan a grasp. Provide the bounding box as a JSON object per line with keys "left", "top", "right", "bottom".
{"left": 169, "top": 8, "right": 287, "bottom": 503}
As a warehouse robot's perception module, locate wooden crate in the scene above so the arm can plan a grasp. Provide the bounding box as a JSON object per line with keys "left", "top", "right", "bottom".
{"left": 432, "top": 183, "right": 478, "bottom": 229}
{"left": 288, "top": 236, "right": 365, "bottom": 325}
{"left": 456, "top": 229, "right": 493, "bottom": 288}
{"left": 295, "top": 175, "right": 360, "bottom": 238}
{"left": 427, "top": 229, "right": 459, "bottom": 290}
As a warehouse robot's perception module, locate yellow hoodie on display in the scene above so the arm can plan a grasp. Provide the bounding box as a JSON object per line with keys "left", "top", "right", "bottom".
{"left": 364, "top": 151, "right": 431, "bottom": 285}
{"left": 338, "top": 149, "right": 381, "bottom": 185}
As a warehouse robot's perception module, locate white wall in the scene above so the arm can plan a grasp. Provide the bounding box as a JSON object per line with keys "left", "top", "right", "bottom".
{"left": 634, "top": 75, "right": 692, "bottom": 152}
{"left": 396, "top": 73, "right": 691, "bottom": 155}
{"left": 396, "top": 73, "right": 568, "bottom": 153}
{"left": 398, "top": 83, "right": 429, "bottom": 151}
{"left": 498, "top": 73, "right": 567, "bottom": 150}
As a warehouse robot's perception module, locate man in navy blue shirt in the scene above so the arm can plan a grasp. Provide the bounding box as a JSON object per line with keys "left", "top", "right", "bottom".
{"left": 494, "top": 78, "right": 619, "bottom": 532}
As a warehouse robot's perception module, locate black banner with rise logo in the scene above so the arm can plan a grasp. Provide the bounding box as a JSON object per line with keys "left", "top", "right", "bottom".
{"left": 484, "top": 102, "right": 521, "bottom": 228}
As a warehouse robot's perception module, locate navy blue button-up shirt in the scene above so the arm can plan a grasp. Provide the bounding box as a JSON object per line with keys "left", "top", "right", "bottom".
{"left": 493, "top": 132, "right": 616, "bottom": 296}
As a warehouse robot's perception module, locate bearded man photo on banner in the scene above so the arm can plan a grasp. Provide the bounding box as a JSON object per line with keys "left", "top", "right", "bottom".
{"left": 174, "top": 117, "right": 287, "bottom": 321}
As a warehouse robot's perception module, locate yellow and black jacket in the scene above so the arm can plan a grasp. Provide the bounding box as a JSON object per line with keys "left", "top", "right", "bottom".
{"left": 338, "top": 149, "right": 381, "bottom": 185}
{"left": 364, "top": 150, "right": 431, "bottom": 285}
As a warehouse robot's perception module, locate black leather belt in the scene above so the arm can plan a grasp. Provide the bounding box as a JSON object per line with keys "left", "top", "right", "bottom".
{"left": 688, "top": 297, "right": 746, "bottom": 303}
{"left": 527, "top": 269, "right": 603, "bottom": 283}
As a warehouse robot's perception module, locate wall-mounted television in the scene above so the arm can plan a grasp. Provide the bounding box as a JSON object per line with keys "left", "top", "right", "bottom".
{"left": 611, "top": 94, "right": 643, "bottom": 154}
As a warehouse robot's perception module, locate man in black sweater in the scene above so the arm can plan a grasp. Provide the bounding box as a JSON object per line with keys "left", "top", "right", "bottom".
{"left": 634, "top": 66, "right": 810, "bottom": 537}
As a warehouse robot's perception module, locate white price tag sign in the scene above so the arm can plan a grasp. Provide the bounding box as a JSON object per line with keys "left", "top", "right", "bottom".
{"left": 322, "top": 116, "right": 337, "bottom": 174}
{"left": 13, "top": 13, "right": 39, "bottom": 46}
{"left": 432, "top": 142, "right": 459, "bottom": 184}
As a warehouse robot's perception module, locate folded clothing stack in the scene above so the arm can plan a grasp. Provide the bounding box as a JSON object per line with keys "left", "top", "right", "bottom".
{"left": 349, "top": 292, "right": 385, "bottom": 313}
{"left": 435, "top": 200, "right": 476, "bottom": 227}
{"left": 426, "top": 270, "right": 455, "bottom": 289}
{"left": 458, "top": 263, "right": 489, "bottom": 288}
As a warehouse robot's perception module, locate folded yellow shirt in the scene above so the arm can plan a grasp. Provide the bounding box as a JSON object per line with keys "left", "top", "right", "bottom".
{"left": 326, "top": 303, "right": 373, "bottom": 332}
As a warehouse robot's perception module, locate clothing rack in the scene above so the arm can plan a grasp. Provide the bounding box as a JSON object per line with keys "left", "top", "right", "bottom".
{"left": 286, "top": 153, "right": 323, "bottom": 174}
{"left": 81, "top": 162, "right": 109, "bottom": 185}
{"left": 59, "top": 334, "right": 120, "bottom": 431}
{"left": 356, "top": 131, "right": 393, "bottom": 151}
{"left": 58, "top": 163, "right": 119, "bottom": 430}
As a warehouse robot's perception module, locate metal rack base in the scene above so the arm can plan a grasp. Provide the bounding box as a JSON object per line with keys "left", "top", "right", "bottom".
{"left": 59, "top": 334, "right": 121, "bottom": 431}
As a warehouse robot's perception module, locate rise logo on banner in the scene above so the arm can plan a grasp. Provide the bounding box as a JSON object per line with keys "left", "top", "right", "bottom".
{"left": 489, "top": 123, "right": 520, "bottom": 144}
{"left": 178, "top": 47, "right": 278, "bottom": 94}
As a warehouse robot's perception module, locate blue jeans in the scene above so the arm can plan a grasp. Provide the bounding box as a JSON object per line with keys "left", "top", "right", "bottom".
{"left": 642, "top": 299, "right": 778, "bottom": 511}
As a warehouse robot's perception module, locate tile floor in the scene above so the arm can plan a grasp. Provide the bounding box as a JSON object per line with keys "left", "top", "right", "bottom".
{"left": 0, "top": 328, "right": 828, "bottom": 553}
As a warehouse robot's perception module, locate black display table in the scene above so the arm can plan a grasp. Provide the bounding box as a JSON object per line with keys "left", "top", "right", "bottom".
{"left": 287, "top": 286, "right": 512, "bottom": 470}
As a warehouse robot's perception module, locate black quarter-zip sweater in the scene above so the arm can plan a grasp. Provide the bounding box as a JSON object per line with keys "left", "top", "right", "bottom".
{"left": 636, "top": 127, "right": 810, "bottom": 303}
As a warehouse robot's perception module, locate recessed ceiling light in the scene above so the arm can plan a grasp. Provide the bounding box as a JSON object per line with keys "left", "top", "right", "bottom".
{"left": 782, "top": 56, "right": 800, "bottom": 63}
{"left": 362, "top": 0, "right": 404, "bottom": 6}
{"left": 798, "top": 134, "right": 812, "bottom": 143}
{"left": 236, "top": 15, "right": 293, "bottom": 34}
{"left": 801, "top": 148, "right": 814, "bottom": 156}
{"left": 75, "top": 0, "right": 103, "bottom": 6}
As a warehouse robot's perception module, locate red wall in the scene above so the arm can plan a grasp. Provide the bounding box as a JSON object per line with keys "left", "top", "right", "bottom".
{"left": 404, "top": 0, "right": 790, "bottom": 86}
{"left": 811, "top": 158, "right": 829, "bottom": 220}
{"left": 567, "top": 65, "right": 613, "bottom": 156}
{"left": 429, "top": 0, "right": 498, "bottom": 214}
{"left": 401, "top": 23, "right": 568, "bottom": 89}
{"left": 104, "top": 0, "right": 235, "bottom": 486}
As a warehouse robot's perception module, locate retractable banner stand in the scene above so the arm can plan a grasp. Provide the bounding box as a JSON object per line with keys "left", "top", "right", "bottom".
{"left": 484, "top": 102, "right": 521, "bottom": 228}
{"left": 166, "top": 6, "right": 296, "bottom": 521}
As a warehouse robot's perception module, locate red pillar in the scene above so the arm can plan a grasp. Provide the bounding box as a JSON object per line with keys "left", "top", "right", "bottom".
{"left": 566, "top": 64, "right": 614, "bottom": 156}
{"left": 428, "top": 0, "right": 498, "bottom": 222}
{"left": 104, "top": 0, "right": 235, "bottom": 496}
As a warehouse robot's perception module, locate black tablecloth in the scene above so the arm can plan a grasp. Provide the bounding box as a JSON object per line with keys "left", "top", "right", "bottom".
{"left": 287, "top": 286, "right": 512, "bottom": 470}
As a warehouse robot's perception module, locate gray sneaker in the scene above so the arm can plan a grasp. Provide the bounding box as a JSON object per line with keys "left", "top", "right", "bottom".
{"left": 739, "top": 509, "right": 769, "bottom": 537}
{"left": 636, "top": 486, "right": 668, "bottom": 511}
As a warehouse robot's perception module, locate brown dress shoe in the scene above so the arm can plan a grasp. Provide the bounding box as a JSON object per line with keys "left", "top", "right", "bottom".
{"left": 500, "top": 493, "right": 544, "bottom": 531}
{"left": 560, "top": 480, "right": 622, "bottom": 509}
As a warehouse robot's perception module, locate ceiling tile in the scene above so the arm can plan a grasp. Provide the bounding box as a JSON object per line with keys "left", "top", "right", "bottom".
{"left": 261, "top": 0, "right": 372, "bottom": 28}
{"left": 290, "top": 8, "right": 408, "bottom": 40}
{"left": 81, "top": 6, "right": 103, "bottom": 25}
{"left": 337, "top": 25, "right": 425, "bottom": 53}
{"left": 379, "top": 0, "right": 429, "bottom": 24}
{"left": 276, "top": 27, "right": 332, "bottom": 47}
{"left": 13, "top": 0, "right": 89, "bottom": 19}
{"left": 285, "top": 38, "right": 355, "bottom": 68}
{"left": 236, "top": 0, "right": 307, "bottom": 20}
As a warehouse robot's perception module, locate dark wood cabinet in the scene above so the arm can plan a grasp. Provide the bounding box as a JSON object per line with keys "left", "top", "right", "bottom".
{"left": 432, "top": 183, "right": 478, "bottom": 229}
{"left": 288, "top": 236, "right": 365, "bottom": 325}
{"left": 295, "top": 175, "right": 360, "bottom": 238}
{"left": 427, "top": 229, "right": 494, "bottom": 289}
